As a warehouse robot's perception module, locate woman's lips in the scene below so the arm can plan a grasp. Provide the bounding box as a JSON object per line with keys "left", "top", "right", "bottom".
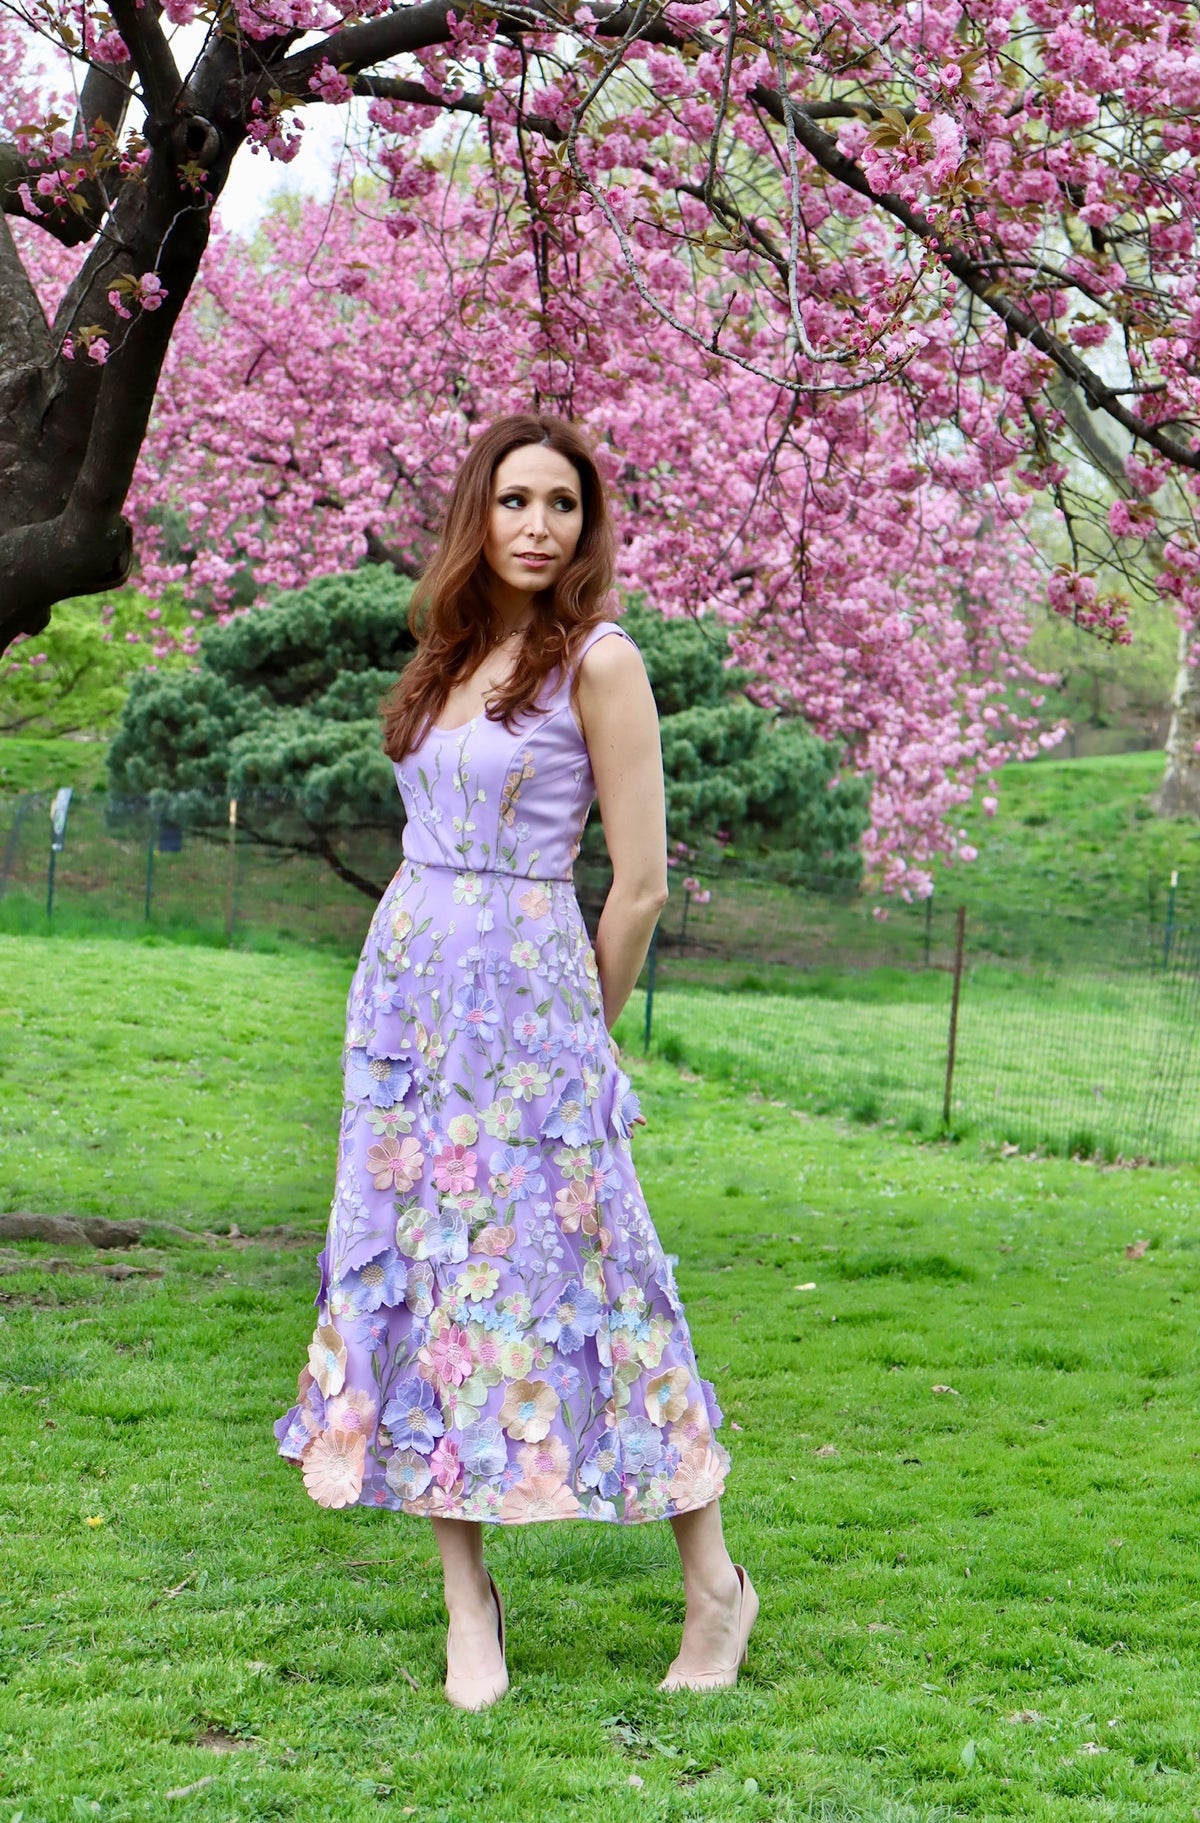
{"left": 516, "top": 554, "right": 552, "bottom": 567}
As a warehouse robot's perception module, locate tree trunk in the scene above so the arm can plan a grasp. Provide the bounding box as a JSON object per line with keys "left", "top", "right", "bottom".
{"left": 1154, "top": 624, "right": 1200, "bottom": 816}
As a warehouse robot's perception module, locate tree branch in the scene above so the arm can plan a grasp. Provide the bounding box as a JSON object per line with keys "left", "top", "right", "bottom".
{"left": 754, "top": 86, "right": 1200, "bottom": 473}
{"left": 311, "top": 825, "right": 387, "bottom": 898}
{"left": 273, "top": 0, "right": 457, "bottom": 92}
{"left": 107, "top": 0, "right": 184, "bottom": 122}
{"left": 0, "top": 213, "right": 49, "bottom": 367}
{"left": 0, "top": 38, "right": 137, "bottom": 243}
{"left": 273, "top": 0, "right": 681, "bottom": 95}
{"left": 350, "top": 72, "right": 562, "bottom": 139}
{"left": 363, "top": 526, "right": 424, "bottom": 576}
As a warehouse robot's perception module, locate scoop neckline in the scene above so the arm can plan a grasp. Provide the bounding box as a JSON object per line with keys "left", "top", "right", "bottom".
{"left": 429, "top": 714, "right": 480, "bottom": 736}
{"left": 423, "top": 626, "right": 624, "bottom": 739}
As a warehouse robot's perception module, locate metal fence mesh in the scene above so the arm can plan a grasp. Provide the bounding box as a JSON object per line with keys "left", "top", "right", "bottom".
{"left": 4, "top": 789, "right": 1199, "bottom": 1163}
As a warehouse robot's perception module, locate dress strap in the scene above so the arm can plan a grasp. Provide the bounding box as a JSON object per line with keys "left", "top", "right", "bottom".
{"left": 538, "top": 619, "right": 637, "bottom": 714}
{"left": 568, "top": 619, "right": 637, "bottom": 685}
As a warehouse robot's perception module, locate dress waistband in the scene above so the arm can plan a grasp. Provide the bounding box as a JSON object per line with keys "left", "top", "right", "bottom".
{"left": 399, "top": 857, "right": 573, "bottom": 884}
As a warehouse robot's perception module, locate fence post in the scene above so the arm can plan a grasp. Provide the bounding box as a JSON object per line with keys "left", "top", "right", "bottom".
{"left": 643, "top": 922, "right": 659, "bottom": 1055}
{"left": 942, "top": 904, "right": 967, "bottom": 1129}
{"left": 923, "top": 888, "right": 934, "bottom": 967}
{"left": 225, "top": 796, "right": 239, "bottom": 942}
{"left": 1163, "top": 869, "right": 1178, "bottom": 969}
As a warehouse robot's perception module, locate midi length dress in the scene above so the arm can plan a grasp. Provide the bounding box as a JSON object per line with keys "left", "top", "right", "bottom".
{"left": 274, "top": 621, "right": 730, "bottom": 1523}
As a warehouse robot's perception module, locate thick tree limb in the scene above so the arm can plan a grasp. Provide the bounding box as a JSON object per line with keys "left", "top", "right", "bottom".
{"left": 363, "top": 526, "right": 424, "bottom": 576}
{"left": 272, "top": 0, "right": 457, "bottom": 94}
{"left": 107, "top": 0, "right": 184, "bottom": 123}
{"left": 274, "top": 0, "right": 680, "bottom": 96}
{"left": 0, "top": 84, "right": 230, "bottom": 643}
{"left": 0, "top": 213, "right": 49, "bottom": 366}
{"left": 312, "top": 826, "right": 386, "bottom": 897}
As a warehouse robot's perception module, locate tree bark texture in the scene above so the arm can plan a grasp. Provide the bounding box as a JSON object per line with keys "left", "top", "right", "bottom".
{"left": 1155, "top": 625, "right": 1200, "bottom": 817}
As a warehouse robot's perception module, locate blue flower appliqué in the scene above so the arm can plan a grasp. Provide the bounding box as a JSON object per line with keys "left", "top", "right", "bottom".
{"left": 346, "top": 1048, "right": 412, "bottom": 1109}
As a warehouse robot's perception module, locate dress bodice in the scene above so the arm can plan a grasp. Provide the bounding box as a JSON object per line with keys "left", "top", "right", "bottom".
{"left": 393, "top": 621, "right": 631, "bottom": 881}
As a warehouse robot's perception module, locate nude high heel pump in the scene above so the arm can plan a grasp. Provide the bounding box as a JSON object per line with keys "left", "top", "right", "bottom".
{"left": 444, "top": 1570, "right": 508, "bottom": 1711}
{"left": 657, "top": 1564, "right": 758, "bottom": 1693}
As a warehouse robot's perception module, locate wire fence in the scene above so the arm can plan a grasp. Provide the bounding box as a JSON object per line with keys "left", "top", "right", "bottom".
{"left": 4, "top": 788, "right": 1199, "bottom": 1164}
{"left": 637, "top": 879, "right": 1200, "bottom": 1164}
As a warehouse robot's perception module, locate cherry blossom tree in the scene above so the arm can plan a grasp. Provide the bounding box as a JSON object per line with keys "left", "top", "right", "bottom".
{"left": 6, "top": 0, "right": 1200, "bottom": 833}
{"left": 128, "top": 178, "right": 1054, "bottom": 887}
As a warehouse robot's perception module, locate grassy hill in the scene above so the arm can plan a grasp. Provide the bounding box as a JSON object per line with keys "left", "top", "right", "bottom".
{"left": 953, "top": 750, "right": 1200, "bottom": 925}
{"left": 0, "top": 735, "right": 109, "bottom": 797}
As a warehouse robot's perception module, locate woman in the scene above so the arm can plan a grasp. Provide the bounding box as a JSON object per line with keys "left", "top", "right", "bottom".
{"left": 275, "top": 413, "right": 757, "bottom": 1709}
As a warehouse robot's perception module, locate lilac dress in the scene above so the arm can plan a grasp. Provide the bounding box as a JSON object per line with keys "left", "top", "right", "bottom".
{"left": 275, "top": 622, "right": 730, "bottom": 1523}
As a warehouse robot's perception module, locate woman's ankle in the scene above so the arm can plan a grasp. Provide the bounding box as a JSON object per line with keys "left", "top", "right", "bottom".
{"left": 442, "top": 1560, "right": 494, "bottom": 1612}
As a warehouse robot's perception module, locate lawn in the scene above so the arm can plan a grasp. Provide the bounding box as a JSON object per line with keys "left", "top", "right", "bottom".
{"left": 636, "top": 955, "right": 1200, "bottom": 1163}
{"left": 2, "top": 934, "right": 1200, "bottom": 1821}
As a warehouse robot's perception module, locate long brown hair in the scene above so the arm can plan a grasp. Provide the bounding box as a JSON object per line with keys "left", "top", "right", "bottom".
{"left": 381, "top": 414, "right": 615, "bottom": 760}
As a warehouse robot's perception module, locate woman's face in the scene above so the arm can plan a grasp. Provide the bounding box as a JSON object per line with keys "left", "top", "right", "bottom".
{"left": 482, "top": 445, "right": 584, "bottom": 604}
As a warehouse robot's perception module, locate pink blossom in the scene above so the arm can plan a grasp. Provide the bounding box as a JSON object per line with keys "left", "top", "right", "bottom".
{"left": 431, "top": 1144, "right": 477, "bottom": 1195}
{"left": 418, "top": 1323, "right": 474, "bottom": 1389}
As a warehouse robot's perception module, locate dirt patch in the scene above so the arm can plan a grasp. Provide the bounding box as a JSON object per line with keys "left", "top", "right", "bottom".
{"left": 194, "top": 1727, "right": 260, "bottom": 1753}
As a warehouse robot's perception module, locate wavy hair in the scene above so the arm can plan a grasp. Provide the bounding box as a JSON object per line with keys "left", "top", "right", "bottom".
{"left": 381, "top": 414, "right": 615, "bottom": 761}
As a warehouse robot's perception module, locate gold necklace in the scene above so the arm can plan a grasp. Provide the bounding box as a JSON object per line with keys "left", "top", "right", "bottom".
{"left": 491, "top": 622, "right": 531, "bottom": 648}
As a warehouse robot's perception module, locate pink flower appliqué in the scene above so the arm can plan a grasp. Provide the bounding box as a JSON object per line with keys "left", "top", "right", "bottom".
{"left": 432, "top": 1144, "right": 477, "bottom": 1195}
{"left": 366, "top": 1135, "right": 423, "bottom": 1191}
{"left": 418, "top": 1322, "right": 474, "bottom": 1389}
{"left": 429, "top": 1436, "right": 463, "bottom": 1491}
{"left": 499, "top": 1473, "right": 581, "bottom": 1522}
{"left": 471, "top": 1222, "right": 517, "bottom": 1257}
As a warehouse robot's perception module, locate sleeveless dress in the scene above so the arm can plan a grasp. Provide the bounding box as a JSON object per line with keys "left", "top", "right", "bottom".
{"left": 274, "top": 622, "right": 730, "bottom": 1523}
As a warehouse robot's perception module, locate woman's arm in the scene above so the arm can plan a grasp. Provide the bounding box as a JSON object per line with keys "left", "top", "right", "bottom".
{"left": 575, "top": 633, "right": 669, "bottom": 1030}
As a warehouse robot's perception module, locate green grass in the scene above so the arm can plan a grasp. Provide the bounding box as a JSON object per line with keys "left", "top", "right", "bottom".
{"left": 0, "top": 937, "right": 347, "bottom": 1229}
{"left": 954, "top": 750, "right": 1200, "bottom": 926}
{"left": 0, "top": 736, "right": 109, "bottom": 797}
{"left": 628, "top": 956, "right": 1200, "bottom": 1163}
{"left": 3, "top": 934, "right": 1200, "bottom": 1820}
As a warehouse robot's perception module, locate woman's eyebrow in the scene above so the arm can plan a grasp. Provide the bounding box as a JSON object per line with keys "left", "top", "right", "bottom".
{"left": 496, "top": 484, "right": 579, "bottom": 498}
